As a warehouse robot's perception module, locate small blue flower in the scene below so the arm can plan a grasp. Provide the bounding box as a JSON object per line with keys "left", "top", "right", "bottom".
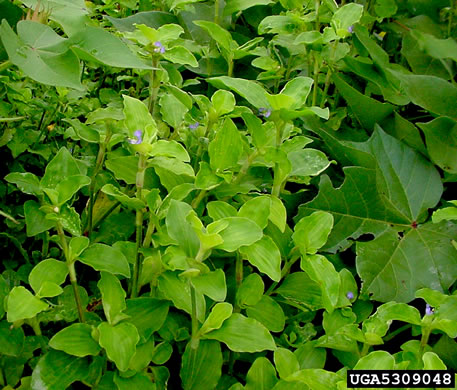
{"left": 425, "top": 303, "right": 434, "bottom": 316}
{"left": 153, "top": 41, "right": 166, "bottom": 54}
{"left": 128, "top": 129, "right": 142, "bottom": 144}
{"left": 346, "top": 291, "right": 354, "bottom": 300}
{"left": 259, "top": 107, "right": 271, "bottom": 118}
{"left": 348, "top": 25, "right": 354, "bottom": 33}
{"left": 189, "top": 122, "right": 200, "bottom": 130}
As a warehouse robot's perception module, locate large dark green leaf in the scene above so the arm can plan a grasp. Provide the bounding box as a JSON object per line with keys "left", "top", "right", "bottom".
{"left": 79, "top": 244, "right": 130, "bottom": 277}
{"left": 49, "top": 324, "right": 101, "bottom": 357}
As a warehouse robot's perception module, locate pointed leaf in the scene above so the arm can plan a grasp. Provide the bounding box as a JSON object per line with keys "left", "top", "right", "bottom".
{"left": 7, "top": 286, "right": 48, "bottom": 322}
{"left": 240, "top": 236, "right": 281, "bottom": 282}
{"left": 29, "top": 259, "right": 68, "bottom": 295}
{"left": 79, "top": 244, "right": 130, "bottom": 277}
{"left": 98, "top": 272, "right": 128, "bottom": 325}
{"left": 245, "top": 357, "right": 278, "bottom": 390}
{"left": 49, "top": 323, "right": 101, "bottom": 357}
{"left": 208, "top": 118, "right": 243, "bottom": 172}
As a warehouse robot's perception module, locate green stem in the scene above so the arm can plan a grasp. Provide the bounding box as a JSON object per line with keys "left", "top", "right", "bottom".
{"left": 0, "top": 60, "right": 12, "bottom": 73}
{"left": 191, "top": 190, "right": 207, "bottom": 210}
{"left": 131, "top": 154, "right": 147, "bottom": 298}
{"left": 214, "top": 0, "right": 220, "bottom": 25}
{"left": 227, "top": 58, "right": 234, "bottom": 77}
{"left": 41, "top": 231, "right": 49, "bottom": 258}
{"left": 0, "top": 366, "right": 4, "bottom": 387}
{"left": 449, "top": 0, "right": 455, "bottom": 37}
{"left": 0, "top": 209, "right": 19, "bottom": 224}
{"left": 312, "top": 52, "right": 320, "bottom": 107}
{"left": 232, "top": 150, "right": 258, "bottom": 185}
{"left": 190, "top": 281, "right": 199, "bottom": 349}
{"left": 383, "top": 324, "right": 412, "bottom": 342}
{"left": 148, "top": 57, "right": 160, "bottom": 116}
{"left": 419, "top": 326, "right": 432, "bottom": 356}
{"left": 91, "top": 201, "right": 121, "bottom": 233}
{"left": 360, "top": 342, "right": 370, "bottom": 357}
{"left": 57, "top": 223, "right": 85, "bottom": 323}
{"left": 234, "top": 254, "right": 243, "bottom": 312}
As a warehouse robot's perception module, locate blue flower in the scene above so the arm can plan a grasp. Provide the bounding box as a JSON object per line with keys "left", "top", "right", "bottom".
{"left": 425, "top": 303, "right": 434, "bottom": 316}
{"left": 189, "top": 122, "right": 200, "bottom": 130}
{"left": 153, "top": 41, "right": 166, "bottom": 54}
{"left": 348, "top": 25, "right": 354, "bottom": 33}
{"left": 128, "top": 129, "right": 142, "bottom": 144}
{"left": 346, "top": 291, "right": 354, "bottom": 300}
{"left": 259, "top": 107, "right": 271, "bottom": 118}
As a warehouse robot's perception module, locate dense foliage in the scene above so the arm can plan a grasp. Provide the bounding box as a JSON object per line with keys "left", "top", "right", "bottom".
{"left": 1, "top": 0, "right": 457, "bottom": 388}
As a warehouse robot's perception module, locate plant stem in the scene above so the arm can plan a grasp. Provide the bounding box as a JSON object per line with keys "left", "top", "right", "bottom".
{"left": 419, "top": 326, "right": 431, "bottom": 356}
{"left": 234, "top": 254, "right": 243, "bottom": 312}
{"left": 360, "top": 342, "right": 370, "bottom": 357}
{"left": 56, "top": 223, "right": 85, "bottom": 323}
{"left": 0, "top": 60, "right": 12, "bottom": 73}
{"left": 148, "top": 56, "right": 160, "bottom": 116}
{"left": 449, "top": 0, "right": 455, "bottom": 37}
{"left": 383, "top": 324, "right": 412, "bottom": 342}
{"left": 232, "top": 150, "right": 258, "bottom": 185}
{"left": 0, "top": 209, "right": 19, "bottom": 224}
{"left": 312, "top": 52, "right": 320, "bottom": 106}
{"left": 41, "top": 231, "right": 49, "bottom": 258}
{"left": 191, "top": 190, "right": 207, "bottom": 209}
{"left": 131, "top": 154, "right": 147, "bottom": 298}
{"left": 190, "top": 281, "right": 199, "bottom": 350}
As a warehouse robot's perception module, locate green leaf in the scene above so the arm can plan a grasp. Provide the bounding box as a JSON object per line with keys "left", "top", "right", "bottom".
{"left": 294, "top": 342, "right": 327, "bottom": 369}
{"left": 389, "top": 70, "right": 457, "bottom": 120}
{"left": 432, "top": 206, "right": 457, "bottom": 223}
{"left": 199, "top": 303, "right": 233, "bottom": 335}
{"left": 192, "top": 269, "right": 226, "bottom": 302}
{"left": 240, "top": 236, "right": 282, "bottom": 282}
{"left": 286, "top": 369, "right": 340, "bottom": 389}
{"left": 0, "top": 20, "right": 83, "bottom": 90}
{"left": 123, "top": 95, "right": 156, "bottom": 141}
{"left": 293, "top": 211, "right": 334, "bottom": 255}
{"left": 207, "top": 201, "right": 238, "bottom": 220}
{"left": 106, "top": 156, "right": 139, "bottom": 185}
{"left": 79, "top": 243, "right": 130, "bottom": 277}
{"left": 98, "top": 322, "right": 139, "bottom": 372}
{"left": 357, "top": 222, "right": 457, "bottom": 302}
{"left": 207, "top": 76, "right": 270, "bottom": 109}
{"left": 208, "top": 217, "right": 263, "bottom": 252}
{"left": 410, "top": 30, "right": 457, "bottom": 62}
{"left": 114, "top": 372, "right": 156, "bottom": 390}
{"left": 354, "top": 350, "right": 395, "bottom": 369}
{"left": 203, "top": 313, "right": 276, "bottom": 352}
{"left": 274, "top": 348, "right": 300, "bottom": 379}
{"left": 374, "top": 302, "right": 422, "bottom": 325}
{"left": 29, "top": 258, "right": 68, "bottom": 296}
{"left": 150, "top": 140, "right": 190, "bottom": 162}
{"left": 70, "top": 26, "right": 151, "bottom": 69}
{"left": 49, "top": 323, "right": 101, "bottom": 357}
{"left": 101, "top": 184, "right": 146, "bottom": 210}
{"left": 7, "top": 286, "right": 48, "bottom": 322}
{"left": 68, "top": 236, "right": 89, "bottom": 263}
{"left": 193, "top": 21, "right": 235, "bottom": 53}
{"left": 208, "top": 118, "right": 243, "bottom": 172}
{"left": 158, "top": 272, "right": 206, "bottom": 323}
{"left": 0, "top": 321, "right": 24, "bottom": 357}
{"left": 423, "top": 352, "right": 447, "bottom": 370}
{"left": 195, "top": 162, "right": 223, "bottom": 190}
{"left": 162, "top": 46, "right": 198, "bottom": 67}
{"left": 181, "top": 340, "right": 222, "bottom": 390}
{"left": 53, "top": 174, "right": 90, "bottom": 205}
{"left": 236, "top": 274, "right": 264, "bottom": 308}
{"left": 31, "top": 351, "right": 90, "bottom": 390}
{"left": 246, "top": 295, "right": 285, "bottom": 332}
{"left": 269, "top": 77, "right": 313, "bottom": 111}
{"left": 245, "top": 357, "right": 278, "bottom": 390}
{"left": 275, "top": 272, "right": 322, "bottom": 310}
{"left": 374, "top": 0, "right": 398, "bottom": 18}
{"left": 159, "top": 93, "right": 188, "bottom": 128}
{"left": 238, "top": 196, "right": 270, "bottom": 229}
{"left": 46, "top": 204, "right": 81, "bottom": 236}
{"left": 418, "top": 116, "right": 457, "bottom": 173}
{"left": 41, "top": 147, "right": 81, "bottom": 189}
{"left": 98, "top": 272, "right": 128, "bottom": 325}
{"left": 331, "top": 3, "right": 363, "bottom": 38}
{"left": 224, "top": 0, "right": 273, "bottom": 15}
{"left": 4, "top": 172, "right": 42, "bottom": 196}
{"left": 288, "top": 149, "right": 331, "bottom": 177}
{"left": 301, "top": 255, "right": 340, "bottom": 313}
{"left": 212, "top": 90, "right": 236, "bottom": 116}
{"left": 124, "top": 298, "right": 169, "bottom": 342}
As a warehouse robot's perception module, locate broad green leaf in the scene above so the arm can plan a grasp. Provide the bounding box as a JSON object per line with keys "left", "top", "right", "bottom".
{"left": 0, "top": 321, "right": 24, "bottom": 357}
{"left": 31, "top": 351, "right": 90, "bottom": 390}
{"left": 274, "top": 348, "right": 300, "bottom": 379}
{"left": 36, "top": 282, "right": 63, "bottom": 298}
{"left": 159, "top": 93, "right": 188, "bottom": 128}
{"left": 432, "top": 206, "right": 457, "bottom": 223}
{"left": 301, "top": 255, "right": 340, "bottom": 313}
{"left": 70, "top": 26, "right": 151, "bottom": 69}
{"left": 246, "top": 295, "right": 285, "bottom": 332}
{"left": 158, "top": 272, "right": 206, "bottom": 323}
{"left": 98, "top": 322, "right": 139, "bottom": 372}
{"left": 106, "top": 11, "right": 178, "bottom": 32}
{"left": 29, "top": 259, "right": 68, "bottom": 295}
{"left": 224, "top": 0, "right": 273, "bottom": 15}
{"left": 181, "top": 340, "right": 222, "bottom": 390}
{"left": 64, "top": 118, "right": 100, "bottom": 143}
{"left": 245, "top": 357, "right": 278, "bottom": 390}
{"left": 269, "top": 196, "right": 287, "bottom": 232}
{"left": 293, "top": 211, "right": 334, "bottom": 255}
{"left": 114, "top": 372, "right": 156, "bottom": 390}
{"left": 258, "top": 15, "right": 303, "bottom": 35}
{"left": 212, "top": 90, "right": 236, "bottom": 116}
{"left": 4, "top": 172, "right": 42, "bottom": 196}
{"left": 389, "top": 70, "right": 457, "bottom": 120}
{"left": 101, "top": 184, "right": 145, "bottom": 210}
{"left": 332, "top": 73, "right": 393, "bottom": 130}
{"left": 294, "top": 342, "right": 327, "bottom": 369}
{"left": 124, "top": 298, "right": 169, "bottom": 342}
{"left": 286, "top": 369, "right": 340, "bottom": 389}
{"left": 353, "top": 350, "right": 395, "bottom": 369}
{"left": 0, "top": 20, "right": 83, "bottom": 90}
{"left": 149, "top": 140, "right": 190, "bottom": 162}
{"left": 207, "top": 201, "right": 237, "bottom": 220}
{"left": 68, "top": 236, "right": 89, "bottom": 263}
{"left": 208, "top": 217, "right": 263, "bottom": 252}
{"left": 79, "top": 243, "right": 130, "bottom": 277}
{"left": 166, "top": 200, "right": 200, "bottom": 257}
{"left": 374, "top": 0, "right": 398, "bottom": 18}
{"left": 240, "top": 236, "right": 282, "bottom": 282}
{"left": 7, "top": 287, "right": 48, "bottom": 322}
{"left": 418, "top": 116, "right": 457, "bottom": 173}
{"left": 288, "top": 149, "right": 331, "bottom": 177}
{"left": 106, "top": 156, "right": 139, "bottom": 184}
{"left": 208, "top": 118, "right": 243, "bottom": 172}
{"left": 192, "top": 269, "right": 226, "bottom": 302}
{"left": 123, "top": 95, "right": 157, "bottom": 141}
{"left": 236, "top": 273, "right": 264, "bottom": 308}
{"left": 98, "top": 272, "right": 128, "bottom": 325}
{"left": 203, "top": 313, "right": 276, "bottom": 353}
{"left": 49, "top": 324, "right": 101, "bottom": 357}
{"left": 199, "top": 303, "right": 233, "bottom": 335}
{"left": 41, "top": 147, "right": 81, "bottom": 189}
{"left": 207, "top": 76, "right": 270, "bottom": 109}
{"left": 331, "top": 3, "right": 363, "bottom": 38}
{"left": 268, "top": 77, "right": 313, "bottom": 111}
{"left": 53, "top": 175, "right": 90, "bottom": 205}
{"left": 46, "top": 204, "right": 82, "bottom": 236}
{"left": 195, "top": 162, "right": 223, "bottom": 190}
{"left": 357, "top": 222, "right": 457, "bottom": 302}
{"left": 238, "top": 196, "right": 270, "bottom": 229}
{"left": 410, "top": 30, "right": 457, "bottom": 62}
{"left": 374, "top": 302, "right": 422, "bottom": 325}
{"left": 275, "top": 272, "right": 322, "bottom": 310}
{"left": 162, "top": 46, "right": 198, "bottom": 67}
{"left": 423, "top": 352, "right": 447, "bottom": 370}
{"left": 193, "top": 21, "right": 235, "bottom": 53}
